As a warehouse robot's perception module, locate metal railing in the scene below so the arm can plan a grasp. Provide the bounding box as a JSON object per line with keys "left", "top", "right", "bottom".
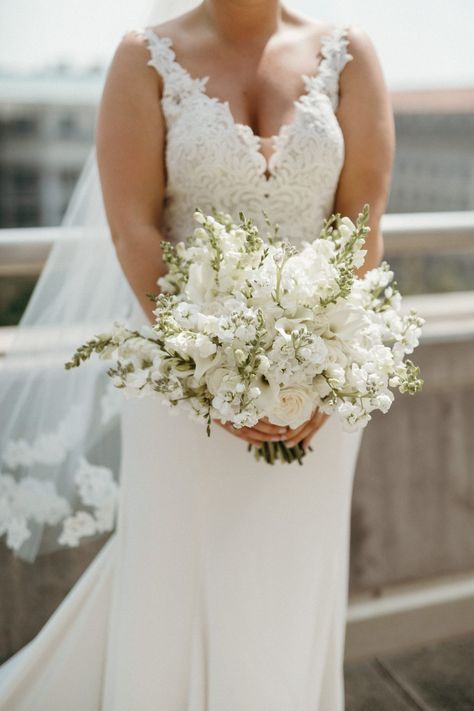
{"left": 1, "top": 211, "right": 474, "bottom": 277}
{"left": 1, "top": 212, "right": 474, "bottom": 348}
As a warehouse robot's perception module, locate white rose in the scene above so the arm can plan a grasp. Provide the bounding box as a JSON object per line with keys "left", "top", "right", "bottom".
{"left": 265, "top": 384, "right": 316, "bottom": 429}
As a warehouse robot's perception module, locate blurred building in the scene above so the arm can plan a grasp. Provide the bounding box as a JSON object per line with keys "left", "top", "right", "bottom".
{"left": 0, "top": 74, "right": 473, "bottom": 226}
{"left": 0, "top": 68, "right": 102, "bottom": 228}
{"left": 388, "top": 87, "right": 474, "bottom": 213}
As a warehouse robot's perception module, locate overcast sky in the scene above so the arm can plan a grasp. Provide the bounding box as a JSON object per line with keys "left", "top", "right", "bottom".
{"left": 1, "top": 0, "right": 473, "bottom": 90}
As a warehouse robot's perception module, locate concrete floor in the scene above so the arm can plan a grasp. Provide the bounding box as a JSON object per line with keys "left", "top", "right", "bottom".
{"left": 345, "top": 633, "right": 474, "bottom": 710}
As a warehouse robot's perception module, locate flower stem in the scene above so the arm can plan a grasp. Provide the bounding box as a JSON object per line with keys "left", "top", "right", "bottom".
{"left": 249, "top": 441, "right": 310, "bottom": 465}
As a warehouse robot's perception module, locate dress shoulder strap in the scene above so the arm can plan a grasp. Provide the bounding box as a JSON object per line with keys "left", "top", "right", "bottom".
{"left": 131, "top": 27, "right": 209, "bottom": 105}
{"left": 317, "top": 25, "right": 354, "bottom": 111}
{"left": 132, "top": 28, "right": 175, "bottom": 80}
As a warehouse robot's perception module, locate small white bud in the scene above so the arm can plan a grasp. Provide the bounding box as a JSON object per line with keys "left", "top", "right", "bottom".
{"left": 193, "top": 210, "right": 206, "bottom": 224}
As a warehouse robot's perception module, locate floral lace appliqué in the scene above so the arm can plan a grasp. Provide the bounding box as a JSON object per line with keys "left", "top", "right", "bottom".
{"left": 58, "top": 457, "right": 119, "bottom": 547}
{"left": 0, "top": 455, "right": 119, "bottom": 552}
{"left": 133, "top": 24, "right": 353, "bottom": 246}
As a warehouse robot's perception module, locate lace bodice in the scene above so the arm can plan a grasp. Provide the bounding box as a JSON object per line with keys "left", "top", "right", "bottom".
{"left": 134, "top": 25, "right": 353, "bottom": 245}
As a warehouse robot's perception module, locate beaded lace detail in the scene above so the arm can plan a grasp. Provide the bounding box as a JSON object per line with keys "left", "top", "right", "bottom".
{"left": 134, "top": 24, "right": 353, "bottom": 245}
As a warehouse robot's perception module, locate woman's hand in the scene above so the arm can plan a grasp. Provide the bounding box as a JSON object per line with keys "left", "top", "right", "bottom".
{"left": 214, "top": 408, "right": 331, "bottom": 449}
{"left": 284, "top": 408, "right": 331, "bottom": 449}
{"left": 213, "top": 417, "right": 288, "bottom": 446}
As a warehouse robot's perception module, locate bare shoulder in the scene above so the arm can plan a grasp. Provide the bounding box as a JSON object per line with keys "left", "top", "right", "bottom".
{"left": 102, "top": 29, "right": 164, "bottom": 99}
{"left": 345, "top": 24, "right": 377, "bottom": 49}
{"left": 113, "top": 29, "right": 153, "bottom": 66}
{"left": 341, "top": 24, "right": 388, "bottom": 92}
{"left": 111, "top": 8, "right": 203, "bottom": 92}
{"left": 290, "top": 16, "right": 384, "bottom": 80}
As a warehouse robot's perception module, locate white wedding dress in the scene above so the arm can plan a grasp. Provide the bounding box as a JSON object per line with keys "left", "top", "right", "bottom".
{"left": 0, "top": 24, "right": 364, "bottom": 710}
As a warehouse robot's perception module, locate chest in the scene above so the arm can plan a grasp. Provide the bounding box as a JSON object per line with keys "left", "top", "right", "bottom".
{"left": 166, "top": 38, "right": 325, "bottom": 139}
{"left": 162, "top": 74, "right": 344, "bottom": 188}
{"left": 138, "top": 25, "right": 352, "bottom": 241}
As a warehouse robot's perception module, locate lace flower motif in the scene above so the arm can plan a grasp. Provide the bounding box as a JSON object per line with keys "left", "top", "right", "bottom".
{"left": 2, "top": 404, "right": 84, "bottom": 469}
{"left": 58, "top": 457, "right": 118, "bottom": 547}
{"left": 0, "top": 454, "right": 119, "bottom": 552}
{"left": 0, "top": 474, "right": 71, "bottom": 550}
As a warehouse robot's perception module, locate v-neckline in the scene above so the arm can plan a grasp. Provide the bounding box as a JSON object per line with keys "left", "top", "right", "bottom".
{"left": 144, "top": 25, "right": 342, "bottom": 183}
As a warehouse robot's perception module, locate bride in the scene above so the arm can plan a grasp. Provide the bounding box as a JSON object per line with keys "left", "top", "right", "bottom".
{"left": 0, "top": 0, "right": 394, "bottom": 708}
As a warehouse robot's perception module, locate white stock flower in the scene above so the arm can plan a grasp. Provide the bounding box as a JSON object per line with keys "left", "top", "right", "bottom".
{"left": 338, "top": 216, "right": 356, "bottom": 236}
{"left": 186, "top": 261, "right": 216, "bottom": 304}
{"left": 110, "top": 321, "right": 132, "bottom": 343}
{"left": 325, "top": 363, "right": 346, "bottom": 389}
{"left": 372, "top": 391, "right": 394, "bottom": 413}
{"left": 320, "top": 302, "right": 369, "bottom": 341}
{"left": 206, "top": 367, "right": 229, "bottom": 396}
{"left": 124, "top": 370, "right": 149, "bottom": 393}
{"left": 312, "top": 374, "right": 333, "bottom": 399}
{"left": 338, "top": 401, "right": 367, "bottom": 431}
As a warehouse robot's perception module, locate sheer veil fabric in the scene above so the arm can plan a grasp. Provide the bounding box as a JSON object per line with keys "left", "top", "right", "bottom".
{"left": 0, "top": 0, "right": 198, "bottom": 562}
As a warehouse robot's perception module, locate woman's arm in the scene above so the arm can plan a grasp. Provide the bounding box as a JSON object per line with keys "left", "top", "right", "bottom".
{"left": 285, "top": 25, "right": 396, "bottom": 449}
{"left": 96, "top": 32, "right": 167, "bottom": 325}
{"left": 333, "top": 24, "right": 396, "bottom": 278}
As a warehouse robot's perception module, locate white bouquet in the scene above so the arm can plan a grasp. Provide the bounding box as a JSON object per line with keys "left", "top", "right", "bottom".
{"left": 66, "top": 204, "right": 424, "bottom": 464}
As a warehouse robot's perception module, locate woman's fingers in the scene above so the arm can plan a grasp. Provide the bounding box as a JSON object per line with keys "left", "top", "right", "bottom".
{"left": 285, "top": 423, "right": 315, "bottom": 448}
{"left": 302, "top": 421, "right": 325, "bottom": 449}
{"left": 250, "top": 420, "right": 288, "bottom": 436}
{"left": 239, "top": 426, "right": 286, "bottom": 443}
{"left": 284, "top": 408, "right": 319, "bottom": 446}
{"left": 215, "top": 422, "right": 259, "bottom": 445}
{"left": 286, "top": 411, "right": 330, "bottom": 448}
{"left": 284, "top": 422, "right": 308, "bottom": 442}
{"left": 213, "top": 419, "right": 278, "bottom": 446}
{"left": 213, "top": 410, "right": 331, "bottom": 448}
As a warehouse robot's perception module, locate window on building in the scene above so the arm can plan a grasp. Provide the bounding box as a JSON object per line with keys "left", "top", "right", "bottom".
{"left": 7, "top": 116, "right": 38, "bottom": 137}
{"left": 12, "top": 167, "right": 39, "bottom": 193}
{"left": 13, "top": 204, "right": 40, "bottom": 227}
{"left": 60, "top": 167, "right": 80, "bottom": 192}
{"left": 57, "top": 114, "right": 79, "bottom": 139}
